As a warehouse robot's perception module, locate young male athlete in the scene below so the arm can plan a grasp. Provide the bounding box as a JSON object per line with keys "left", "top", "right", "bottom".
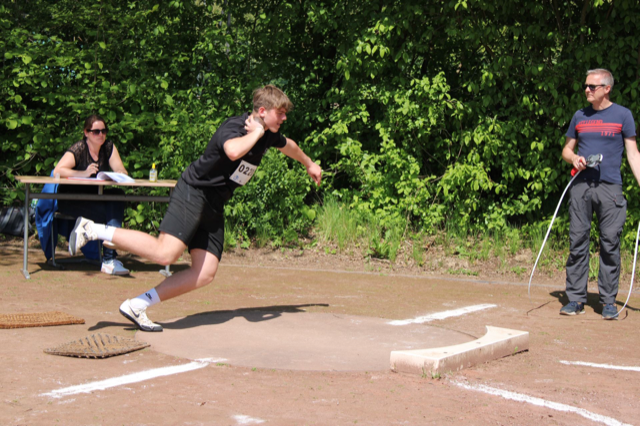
{"left": 69, "top": 85, "right": 322, "bottom": 331}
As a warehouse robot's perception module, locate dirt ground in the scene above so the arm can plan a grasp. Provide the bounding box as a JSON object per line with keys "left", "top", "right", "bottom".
{"left": 1, "top": 236, "right": 639, "bottom": 425}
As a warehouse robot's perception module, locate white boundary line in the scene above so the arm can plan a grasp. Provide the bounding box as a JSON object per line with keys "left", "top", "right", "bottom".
{"left": 560, "top": 360, "right": 640, "bottom": 372}
{"left": 388, "top": 304, "right": 496, "bottom": 325}
{"left": 40, "top": 358, "right": 225, "bottom": 398}
{"left": 453, "top": 381, "right": 631, "bottom": 426}
{"left": 233, "top": 415, "right": 265, "bottom": 425}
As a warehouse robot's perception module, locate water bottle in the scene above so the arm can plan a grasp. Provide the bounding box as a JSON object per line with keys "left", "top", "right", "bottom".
{"left": 149, "top": 163, "right": 157, "bottom": 182}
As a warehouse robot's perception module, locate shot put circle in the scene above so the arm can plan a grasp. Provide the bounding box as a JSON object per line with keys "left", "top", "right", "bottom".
{"left": 137, "top": 310, "right": 474, "bottom": 371}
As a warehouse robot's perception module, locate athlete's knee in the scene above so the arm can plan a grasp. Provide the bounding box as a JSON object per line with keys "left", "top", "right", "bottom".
{"left": 154, "top": 234, "right": 187, "bottom": 265}
{"left": 146, "top": 244, "right": 182, "bottom": 265}
{"left": 196, "top": 268, "right": 217, "bottom": 286}
{"left": 193, "top": 262, "right": 218, "bottom": 287}
{"left": 155, "top": 251, "right": 182, "bottom": 266}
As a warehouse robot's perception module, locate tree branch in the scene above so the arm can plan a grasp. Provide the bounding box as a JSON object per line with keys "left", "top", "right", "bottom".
{"left": 579, "top": 0, "right": 590, "bottom": 45}
{"left": 550, "top": 0, "right": 563, "bottom": 35}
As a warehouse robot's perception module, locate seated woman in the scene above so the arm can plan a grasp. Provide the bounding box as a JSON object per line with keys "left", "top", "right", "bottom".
{"left": 53, "top": 115, "right": 130, "bottom": 275}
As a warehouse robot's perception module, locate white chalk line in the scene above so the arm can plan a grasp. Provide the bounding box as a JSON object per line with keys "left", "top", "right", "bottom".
{"left": 560, "top": 360, "right": 640, "bottom": 372}
{"left": 233, "top": 414, "right": 265, "bottom": 425}
{"left": 453, "top": 381, "right": 631, "bottom": 426}
{"left": 388, "top": 304, "right": 497, "bottom": 325}
{"left": 40, "top": 357, "right": 226, "bottom": 398}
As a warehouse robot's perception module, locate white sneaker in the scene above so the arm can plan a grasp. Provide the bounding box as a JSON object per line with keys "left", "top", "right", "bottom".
{"left": 119, "top": 299, "right": 163, "bottom": 332}
{"left": 101, "top": 259, "right": 130, "bottom": 276}
{"left": 69, "top": 217, "right": 97, "bottom": 255}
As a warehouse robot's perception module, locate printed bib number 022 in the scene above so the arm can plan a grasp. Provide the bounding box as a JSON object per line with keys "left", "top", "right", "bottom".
{"left": 230, "top": 160, "right": 257, "bottom": 186}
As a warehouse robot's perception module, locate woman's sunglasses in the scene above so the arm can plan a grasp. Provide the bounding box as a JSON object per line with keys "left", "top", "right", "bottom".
{"left": 88, "top": 129, "right": 108, "bottom": 135}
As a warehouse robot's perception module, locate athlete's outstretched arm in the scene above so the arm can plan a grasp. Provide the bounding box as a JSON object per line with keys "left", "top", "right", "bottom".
{"left": 278, "top": 137, "right": 322, "bottom": 186}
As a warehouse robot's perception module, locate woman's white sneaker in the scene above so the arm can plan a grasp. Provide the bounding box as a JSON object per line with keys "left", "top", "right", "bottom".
{"left": 101, "top": 259, "right": 130, "bottom": 276}
{"left": 119, "top": 299, "right": 163, "bottom": 332}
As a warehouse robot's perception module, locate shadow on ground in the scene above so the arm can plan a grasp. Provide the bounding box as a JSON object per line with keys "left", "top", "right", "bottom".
{"left": 549, "top": 290, "right": 638, "bottom": 314}
{"left": 88, "top": 303, "right": 330, "bottom": 331}
{"left": 29, "top": 257, "right": 191, "bottom": 276}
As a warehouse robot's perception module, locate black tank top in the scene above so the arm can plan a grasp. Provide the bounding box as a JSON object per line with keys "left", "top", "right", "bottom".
{"left": 58, "top": 139, "right": 115, "bottom": 195}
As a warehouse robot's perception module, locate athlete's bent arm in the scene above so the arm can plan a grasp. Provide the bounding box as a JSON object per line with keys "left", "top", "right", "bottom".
{"left": 562, "top": 137, "right": 586, "bottom": 172}
{"left": 625, "top": 137, "right": 640, "bottom": 187}
{"left": 224, "top": 116, "right": 265, "bottom": 161}
{"left": 278, "top": 138, "right": 322, "bottom": 186}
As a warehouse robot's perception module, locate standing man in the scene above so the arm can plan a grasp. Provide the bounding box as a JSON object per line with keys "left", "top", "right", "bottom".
{"left": 69, "top": 85, "right": 322, "bottom": 331}
{"left": 561, "top": 68, "right": 640, "bottom": 319}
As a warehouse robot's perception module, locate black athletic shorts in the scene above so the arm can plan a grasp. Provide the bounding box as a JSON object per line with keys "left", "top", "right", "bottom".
{"left": 159, "top": 178, "right": 225, "bottom": 260}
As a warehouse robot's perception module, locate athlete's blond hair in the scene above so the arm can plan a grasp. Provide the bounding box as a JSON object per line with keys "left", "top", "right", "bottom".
{"left": 252, "top": 85, "right": 294, "bottom": 112}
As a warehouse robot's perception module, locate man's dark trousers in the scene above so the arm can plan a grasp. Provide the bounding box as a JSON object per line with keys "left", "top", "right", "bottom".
{"left": 565, "top": 180, "right": 627, "bottom": 304}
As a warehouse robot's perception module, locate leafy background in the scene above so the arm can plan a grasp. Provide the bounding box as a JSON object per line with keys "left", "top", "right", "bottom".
{"left": 2, "top": 0, "right": 640, "bottom": 255}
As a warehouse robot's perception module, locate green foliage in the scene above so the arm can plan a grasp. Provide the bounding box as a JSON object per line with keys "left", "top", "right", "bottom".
{"left": 224, "top": 150, "right": 317, "bottom": 247}
{"left": 0, "top": 0, "right": 234, "bottom": 224}
{"left": 2, "top": 0, "right": 640, "bottom": 257}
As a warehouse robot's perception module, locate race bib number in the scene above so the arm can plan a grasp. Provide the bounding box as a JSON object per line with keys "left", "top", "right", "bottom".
{"left": 230, "top": 160, "right": 257, "bottom": 186}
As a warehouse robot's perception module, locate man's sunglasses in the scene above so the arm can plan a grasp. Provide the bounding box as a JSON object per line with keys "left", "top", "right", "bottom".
{"left": 583, "top": 84, "right": 606, "bottom": 91}
{"left": 88, "top": 129, "right": 108, "bottom": 135}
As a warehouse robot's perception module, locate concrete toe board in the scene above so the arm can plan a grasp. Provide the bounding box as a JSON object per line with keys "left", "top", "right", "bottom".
{"left": 137, "top": 311, "right": 474, "bottom": 371}
{"left": 390, "top": 326, "right": 529, "bottom": 375}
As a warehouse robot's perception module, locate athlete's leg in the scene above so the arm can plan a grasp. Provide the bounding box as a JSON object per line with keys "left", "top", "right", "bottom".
{"left": 70, "top": 178, "right": 203, "bottom": 262}
{"left": 110, "top": 230, "right": 187, "bottom": 266}
{"left": 119, "top": 248, "right": 219, "bottom": 332}
{"left": 154, "top": 248, "right": 219, "bottom": 301}
{"left": 101, "top": 189, "right": 125, "bottom": 261}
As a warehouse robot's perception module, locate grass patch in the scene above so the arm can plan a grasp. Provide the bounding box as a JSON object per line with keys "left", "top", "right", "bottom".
{"left": 589, "top": 253, "right": 599, "bottom": 282}
{"left": 315, "top": 196, "right": 359, "bottom": 251}
{"left": 447, "top": 268, "right": 478, "bottom": 276}
{"left": 478, "top": 233, "right": 492, "bottom": 261}
{"left": 511, "top": 266, "right": 527, "bottom": 277}
{"left": 315, "top": 196, "right": 406, "bottom": 261}
{"left": 411, "top": 233, "right": 425, "bottom": 266}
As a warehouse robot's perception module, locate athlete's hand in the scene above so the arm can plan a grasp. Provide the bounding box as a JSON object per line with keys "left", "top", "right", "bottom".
{"left": 306, "top": 162, "right": 322, "bottom": 186}
{"left": 245, "top": 115, "right": 265, "bottom": 136}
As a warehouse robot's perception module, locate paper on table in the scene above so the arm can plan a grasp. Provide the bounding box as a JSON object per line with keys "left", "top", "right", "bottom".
{"left": 68, "top": 172, "right": 134, "bottom": 183}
